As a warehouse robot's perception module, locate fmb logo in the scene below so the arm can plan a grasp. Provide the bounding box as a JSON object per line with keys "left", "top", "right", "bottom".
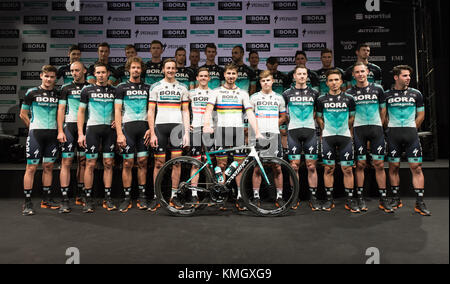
{"left": 246, "top": 43, "right": 270, "bottom": 52}
{"left": 51, "top": 29, "right": 75, "bottom": 38}
{"left": 107, "top": 2, "right": 131, "bottom": 11}
{"left": 274, "top": 29, "right": 298, "bottom": 38}
{"left": 163, "top": 1, "right": 187, "bottom": 10}
{"left": 21, "top": 71, "right": 41, "bottom": 80}
{"left": 135, "top": 16, "right": 159, "bottom": 25}
{"left": 246, "top": 15, "right": 270, "bottom": 25}
{"left": 191, "top": 15, "right": 215, "bottom": 24}
{"left": 0, "top": 85, "right": 17, "bottom": 95}
{"left": 0, "top": 57, "right": 18, "bottom": 66}
{"left": 107, "top": 29, "right": 131, "bottom": 38}
{"left": 22, "top": 43, "right": 47, "bottom": 52}
{"left": 190, "top": 43, "right": 214, "bottom": 52}
{"left": 162, "top": 30, "right": 187, "bottom": 38}
{"left": 79, "top": 16, "right": 103, "bottom": 25}
{"left": 218, "top": 29, "right": 242, "bottom": 38}
{"left": 218, "top": 1, "right": 242, "bottom": 10}
{"left": 366, "top": 0, "right": 380, "bottom": 11}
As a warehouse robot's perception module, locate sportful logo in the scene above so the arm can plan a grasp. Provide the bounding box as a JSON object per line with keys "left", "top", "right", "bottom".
{"left": 218, "top": 1, "right": 242, "bottom": 10}
{"left": 163, "top": 1, "right": 187, "bottom": 10}
{"left": 135, "top": 16, "right": 159, "bottom": 24}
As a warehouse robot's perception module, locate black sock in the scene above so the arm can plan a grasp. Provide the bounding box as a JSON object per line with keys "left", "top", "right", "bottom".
{"left": 415, "top": 189, "right": 425, "bottom": 202}
{"left": 24, "top": 190, "right": 32, "bottom": 203}
{"left": 379, "top": 188, "right": 387, "bottom": 198}
{"left": 345, "top": 188, "right": 354, "bottom": 198}
{"left": 61, "top": 187, "right": 69, "bottom": 200}
{"left": 77, "top": 183, "right": 84, "bottom": 196}
{"left": 309, "top": 187, "right": 317, "bottom": 196}
{"left": 105, "top": 188, "right": 112, "bottom": 198}
{"left": 43, "top": 186, "right": 51, "bottom": 197}
{"left": 325, "top": 187, "right": 334, "bottom": 198}
{"left": 391, "top": 186, "right": 400, "bottom": 197}
{"left": 85, "top": 188, "right": 92, "bottom": 198}
{"left": 138, "top": 185, "right": 146, "bottom": 196}
{"left": 124, "top": 187, "right": 132, "bottom": 198}
{"left": 356, "top": 187, "right": 364, "bottom": 196}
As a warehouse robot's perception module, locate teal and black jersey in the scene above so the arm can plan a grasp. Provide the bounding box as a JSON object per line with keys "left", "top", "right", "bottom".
{"left": 384, "top": 88, "right": 424, "bottom": 128}
{"left": 316, "top": 93, "right": 356, "bottom": 138}
{"left": 344, "top": 62, "right": 382, "bottom": 88}
{"left": 59, "top": 82, "right": 89, "bottom": 123}
{"left": 116, "top": 65, "right": 146, "bottom": 83}
{"left": 79, "top": 84, "right": 115, "bottom": 127}
{"left": 288, "top": 69, "right": 320, "bottom": 92}
{"left": 253, "top": 68, "right": 262, "bottom": 92}
{"left": 345, "top": 83, "right": 385, "bottom": 127}
{"left": 282, "top": 86, "right": 318, "bottom": 131}
{"left": 144, "top": 61, "right": 164, "bottom": 86}
{"left": 271, "top": 71, "right": 290, "bottom": 95}
{"left": 316, "top": 67, "right": 345, "bottom": 96}
{"left": 57, "top": 64, "right": 75, "bottom": 85}
{"left": 21, "top": 87, "right": 59, "bottom": 130}
{"left": 236, "top": 64, "right": 257, "bottom": 94}
{"left": 200, "top": 64, "right": 224, "bottom": 90}
{"left": 175, "top": 67, "right": 196, "bottom": 90}
{"left": 115, "top": 81, "right": 150, "bottom": 124}
{"left": 87, "top": 62, "right": 119, "bottom": 84}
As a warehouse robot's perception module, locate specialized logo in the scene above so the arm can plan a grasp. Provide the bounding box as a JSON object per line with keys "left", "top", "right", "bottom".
{"left": 302, "top": 42, "right": 327, "bottom": 51}
{"left": 135, "top": 30, "right": 159, "bottom": 38}
{"left": 218, "top": 29, "right": 242, "bottom": 38}
{"left": 273, "top": 1, "right": 298, "bottom": 10}
{"left": 163, "top": 1, "right": 187, "bottom": 10}
{"left": 0, "top": 1, "right": 21, "bottom": 10}
{"left": 0, "top": 57, "right": 18, "bottom": 66}
{"left": 218, "top": 1, "right": 242, "bottom": 10}
{"left": 79, "top": 16, "right": 103, "bottom": 25}
{"left": 107, "top": 16, "right": 132, "bottom": 24}
{"left": 135, "top": 16, "right": 159, "bottom": 24}
{"left": 246, "top": 15, "right": 270, "bottom": 24}
{"left": 24, "top": 16, "right": 48, "bottom": 24}
{"left": 0, "top": 85, "right": 17, "bottom": 95}
{"left": 274, "top": 29, "right": 298, "bottom": 38}
{"left": 21, "top": 71, "right": 41, "bottom": 80}
{"left": 163, "top": 29, "right": 187, "bottom": 38}
{"left": 22, "top": 43, "right": 47, "bottom": 52}
{"left": 190, "top": 15, "right": 215, "bottom": 24}
{"left": 302, "top": 15, "right": 326, "bottom": 24}
{"left": 107, "top": 29, "right": 131, "bottom": 38}
{"left": 21, "top": 58, "right": 46, "bottom": 66}
{"left": 246, "top": 43, "right": 270, "bottom": 52}
{"left": 107, "top": 1, "right": 131, "bottom": 11}
{"left": 51, "top": 29, "right": 75, "bottom": 38}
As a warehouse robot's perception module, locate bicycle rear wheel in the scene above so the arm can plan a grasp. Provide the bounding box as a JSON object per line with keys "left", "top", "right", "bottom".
{"left": 154, "top": 156, "right": 215, "bottom": 216}
{"left": 239, "top": 157, "right": 299, "bottom": 217}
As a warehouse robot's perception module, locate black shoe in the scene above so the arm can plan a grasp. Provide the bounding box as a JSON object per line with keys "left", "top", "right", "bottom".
{"left": 379, "top": 197, "right": 395, "bottom": 213}
{"left": 391, "top": 196, "right": 403, "bottom": 210}
{"left": 136, "top": 195, "right": 149, "bottom": 210}
{"left": 147, "top": 198, "right": 160, "bottom": 212}
{"left": 188, "top": 195, "right": 200, "bottom": 208}
{"left": 103, "top": 197, "right": 117, "bottom": 211}
{"left": 75, "top": 196, "right": 85, "bottom": 206}
{"left": 41, "top": 198, "right": 60, "bottom": 210}
{"left": 22, "top": 202, "right": 35, "bottom": 216}
{"left": 236, "top": 198, "right": 248, "bottom": 211}
{"left": 290, "top": 199, "right": 300, "bottom": 210}
{"left": 83, "top": 197, "right": 95, "bottom": 213}
{"left": 357, "top": 196, "right": 368, "bottom": 212}
{"left": 415, "top": 200, "right": 432, "bottom": 216}
{"left": 275, "top": 197, "right": 286, "bottom": 208}
{"left": 58, "top": 199, "right": 71, "bottom": 214}
{"left": 322, "top": 197, "right": 335, "bottom": 211}
{"left": 252, "top": 197, "right": 261, "bottom": 207}
{"left": 169, "top": 196, "right": 184, "bottom": 209}
{"left": 119, "top": 198, "right": 132, "bottom": 213}
{"left": 309, "top": 195, "right": 322, "bottom": 211}
{"left": 345, "top": 198, "right": 361, "bottom": 213}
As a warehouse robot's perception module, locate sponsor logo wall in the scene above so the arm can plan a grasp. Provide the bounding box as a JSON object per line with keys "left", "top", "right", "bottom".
{"left": 0, "top": 0, "right": 334, "bottom": 135}
{"left": 333, "top": 0, "right": 416, "bottom": 89}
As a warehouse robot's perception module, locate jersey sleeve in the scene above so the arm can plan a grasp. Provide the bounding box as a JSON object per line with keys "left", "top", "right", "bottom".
{"left": 349, "top": 96, "right": 356, "bottom": 117}
{"left": 207, "top": 89, "right": 217, "bottom": 107}
{"left": 79, "top": 87, "right": 89, "bottom": 108}
{"left": 242, "top": 92, "right": 253, "bottom": 111}
{"left": 21, "top": 88, "right": 35, "bottom": 110}
{"left": 148, "top": 84, "right": 158, "bottom": 103}
{"left": 377, "top": 87, "right": 386, "bottom": 109}
{"left": 114, "top": 84, "right": 124, "bottom": 105}
{"left": 58, "top": 85, "right": 69, "bottom": 105}
{"left": 316, "top": 97, "right": 324, "bottom": 118}
{"left": 415, "top": 90, "right": 425, "bottom": 112}
{"left": 182, "top": 87, "right": 190, "bottom": 103}
{"left": 278, "top": 95, "right": 286, "bottom": 114}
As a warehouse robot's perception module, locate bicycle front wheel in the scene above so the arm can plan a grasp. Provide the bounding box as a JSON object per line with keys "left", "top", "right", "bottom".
{"left": 239, "top": 157, "right": 299, "bottom": 217}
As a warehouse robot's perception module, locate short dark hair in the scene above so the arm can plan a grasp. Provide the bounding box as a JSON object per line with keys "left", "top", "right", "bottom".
{"left": 352, "top": 62, "right": 368, "bottom": 72}
{"left": 224, "top": 63, "right": 238, "bottom": 73}
{"left": 325, "top": 69, "right": 343, "bottom": 80}
{"left": 266, "top": 57, "right": 278, "bottom": 65}
{"left": 190, "top": 48, "right": 200, "bottom": 54}
{"left": 125, "top": 57, "right": 144, "bottom": 72}
{"left": 233, "top": 45, "right": 244, "bottom": 54}
{"left": 321, "top": 48, "right": 333, "bottom": 56}
{"left": 151, "top": 40, "right": 163, "bottom": 48}
{"left": 392, "top": 65, "right": 413, "bottom": 77}
{"left": 205, "top": 43, "right": 217, "bottom": 51}
{"left": 295, "top": 50, "right": 307, "bottom": 59}
{"left": 294, "top": 65, "right": 308, "bottom": 74}
{"left": 41, "top": 65, "right": 57, "bottom": 74}
{"left": 162, "top": 58, "right": 176, "bottom": 69}
{"left": 175, "top": 47, "right": 186, "bottom": 55}
{"left": 98, "top": 42, "right": 110, "bottom": 51}
{"left": 125, "top": 44, "right": 136, "bottom": 51}
{"left": 69, "top": 45, "right": 81, "bottom": 53}
{"left": 357, "top": 43, "right": 370, "bottom": 51}
{"left": 94, "top": 62, "right": 108, "bottom": 72}
{"left": 249, "top": 50, "right": 259, "bottom": 57}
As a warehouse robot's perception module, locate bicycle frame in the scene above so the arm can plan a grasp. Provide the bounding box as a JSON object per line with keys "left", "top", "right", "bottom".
{"left": 186, "top": 146, "right": 271, "bottom": 186}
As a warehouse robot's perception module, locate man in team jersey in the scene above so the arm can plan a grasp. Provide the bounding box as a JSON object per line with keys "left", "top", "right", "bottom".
{"left": 283, "top": 66, "right": 320, "bottom": 211}
{"left": 200, "top": 43, "right": 224, "bottom": 90}
{"left": 57, "top": 61, "right": 89, "bottom": 213}
{"left": 384, "top": 65, "right": 430, "bottom": 216}
{"left": 56, "top": 45, "right": 83, "bottom": 85}
{"left": 174, "top": 47, "right": 196, "bottom": 90}
{"left": 77, "top": 62, "right": 117, "bottom": 213}
{"left": 188, "top": 48, "right": 201, "bottom": 75}
{"left": 203, "top": 63, "right": 263, "bottom": 211}
{"left": 115, "top": 57, "right": 152, "bottom": 213}
{"left": 116, "top": 45, "right": 142, "bottom": 83}
{"left": 86, "top": 42, "right": 119, "bottom": 86}
{"left": 316, "top": 70, "right": 358, "bottom": 213}
{"left": 145, "top": 40, "right": 165, "bottom": 86}
{"left": 343, "top": 43, "right": 382, "bottom": 89}
{"left": 231, "top": 46, "right": 257, "bottom": 95}
{"left": 250, "top": 70, "right": 287, "bottom": 207}
{"left": 148, "top": 59, "right": 191, "bottom": 210}
{"left": 345, "top": 62, "right": 393, "bottom": 213}
{"left": 287, "top": 51, "right": 320, "bottom": 92}
{"left": 249, "top": 51, "right": 262, "bottom": 92}
{"left": 20, "top": 65, "right": 60, "bottom": 216}
{"left": 316, "top": 49, "right": 345, "bottom": 96}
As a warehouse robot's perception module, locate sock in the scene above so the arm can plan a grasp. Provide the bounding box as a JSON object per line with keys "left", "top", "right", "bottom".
{"left": 24, "top": 190, "right": 32, "bottom": 203}
{"left": 415, "top": 189, "right": 425, "bottom": 202}
{"left": 345, "top": 188, "right": 354, "bottom": 198}
{"left": 325, "top": 187, "right": 334, "bottom": 198}
{"left": 85, "top": 188, "right": 92, "bottom": 198}
{"left": 77, "top": 183, "right": 84, "bottom": 196}
{"left": 105, "top": 188, "right": 112, "bottom": 198}
{"left": 253, "top": 188, "right": 260, "bottom": 199}
{"left": 277, "top": 188, "right": 283, "bottom": 199}
{"left": 379, "top": 188, "right": 387, "bottom": 198}
{"left": 309, "top": 187, "right": 317, "bottom": 196}
{"left": 43, "top": 186, "right": 51, "bottom": 197}
{"left": 237, "top": 187, "right": 241, "bottom": 199}
{"left": 171, "top": 188, "right": 178, "bottom": 198}
{"left": 391, "top": 186, "right": 400, "bottom": 197}
{"left": 356, "top": 187, "right": 364, "bottom": 196}
{"left": 138, "top": 185, "right": 146, "bottom": 197}
{"left": 61, "top": 187, "right": 69, "bottom": 200}
{"left": 192, "top": 188, "right": 198, "bottom": 197}
{"left": 124, "top": 187, "right": 132, "bottom": 198}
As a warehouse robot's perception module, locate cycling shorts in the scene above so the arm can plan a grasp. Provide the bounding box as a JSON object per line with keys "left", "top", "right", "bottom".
{"left": 61, "top": 122, "right": 86, "bottom": 158}
{"left": 288, "top": 128, "right": 319, "bottom": 161}
{"left": 85, "top": 125, "right": 116, "bottom": 159}
{"left": 122, "top": 121, "right": 149, "bottom": 160}
{"left": 26, "top": 129, "right": 58, "bottom": 165}
{"left": 353, "top": 125, "right": 385, "bottom": 161}
{"left": 154, "top": 123, "right": 184, "bottom": 157}
{"left": 386, "top": 127, "right": 423, "bottom": 163}
{"left": 322, "top": 135, "right": 354, "bottom": 166}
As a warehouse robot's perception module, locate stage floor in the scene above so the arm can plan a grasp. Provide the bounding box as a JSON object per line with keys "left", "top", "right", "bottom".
{"left": 0, "top": 198, "right": 448, "bottom": 264}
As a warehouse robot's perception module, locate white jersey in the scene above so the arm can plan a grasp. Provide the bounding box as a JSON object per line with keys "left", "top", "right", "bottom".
{"left": 189, "top": 88, "right": 215, "bottom": 128}
{"left": 149, "top": 79, "right": 190, "bottom": 125}
{"left": 250, "top": 91, "right": 286, "bottom": 134}
{"left": 207, "top": 86, "right": 252, "bottom": 128}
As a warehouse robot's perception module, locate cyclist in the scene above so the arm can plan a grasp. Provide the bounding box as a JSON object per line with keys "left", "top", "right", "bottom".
{"left": 57, "top": 61, "right": 89, "bottom": 213}
{"left": 56, "top": 44, "right": 83, "bottom": 85}
{"left": 343, "top": 43, "right": 382, "bottom": 89}
{"left": 250, "top": 70, "right": 287, "bottom": 207}
{"left": 345, "top": 62, "right": 393, "bottom": 213}
{"left": 203, "top": 63, "right": 263, "bottom": 211}
{"left": 145, "top": 40, "right": 165, "bottom": 86}
{"left": 316, "top": 48, "right": 345, "bottom": 96}
{"left": 148, "top": 59, "right": 191, "bottom": 211}
{"left": 86, "top": 42, "right": 119, "bottom": 86}
{"left": 115, "top": 57, "right": 152, "bottom": 213}
{"left": 20, "top": 65, "right": 60, "bottom": 216}
{"left": 249, "top": 50, "right": 262, "bottom": 92}
{"left": 174, "top": 47, "right": 196, "bottom": 90}
{"left": 199, "top": 43, "right": 224, "bottom": 90}
{"left": 283, "top": 66, "right": 320, "bottom": 211}
{"left": 116, "top": 44, "right": 144, "bottom": 83}
{"left": 316, "top": 69, "right": 358, "bottom": 213}
{"left": 287, "top": 51, "right": 320, "bottom": 92}
{"left": 77, "top": 62, "right": 117, "bottom": 213}
{"left": 384, "top": 65, "right": 431, "bottom": 216}
{"left": 188, "top": 48, "right": 201, "bottom": 75}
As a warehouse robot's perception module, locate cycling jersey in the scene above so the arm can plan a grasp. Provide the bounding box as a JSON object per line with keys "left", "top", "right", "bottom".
{"left": 149, "top": 79, "right": 190, "bottom": 125}
{"left": 189, "top": 88, "right": 214, "bottom": 128}
{"left": 116, "top": 65, "right": 146, "bottom": 83}
{"left": 253, "top": 68, "right": 262, "bottom": 92}
{"left": 282, "top": 86, "right": 318, "bottom": 130}
{"left": 316, "top": 93, "right": 356, "bottom": 138}
{"left": 236, "top": 64, "right": 257, "bottom": 94}
{"left": 345, "top": 83, "right": 385, "bottom": 127}
{"left": 344, "top": 62, "right": 382, "bottom": 88}
{"left": 59, "top": 82, "right": 89, "bottom": 123}
{"left": 144, "top": 61, "right": 164, "bottom": 86}
{"left": 115, "top": 81, "right": 150, "bottom": 124}
{"left": 384, "top": 88, "right": 424, "bottom": 128}
{"left": 316, "top": 67, "right": 345, "bottom": 96}
{"left": 250, "top": 91, "right": 286, "bottom": 134}
{"left": 57, "top": 64, "right": 75, "bottom": 85}
{"left": 79, "top": 84, "right": 115, "bottom": 126}
{"left": 288, "top": 69, "right": 320, "bottom": 92}
{"left": 271, "top": 71, "right": 291, "bottom": 95}
{"left": 175, "top": 66, "right": 196, "bottom": 90}
{"left": 199, "top": 64, "right": 224, "bottom": 90}
{"left": 21, "top": 87, "right": 59, "bottom": 130}
{"left": 207, "top": 86, "right": 252, "bottom": 128}
{"left": 86, "top": 62, "right": 119, "bottom": 84}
